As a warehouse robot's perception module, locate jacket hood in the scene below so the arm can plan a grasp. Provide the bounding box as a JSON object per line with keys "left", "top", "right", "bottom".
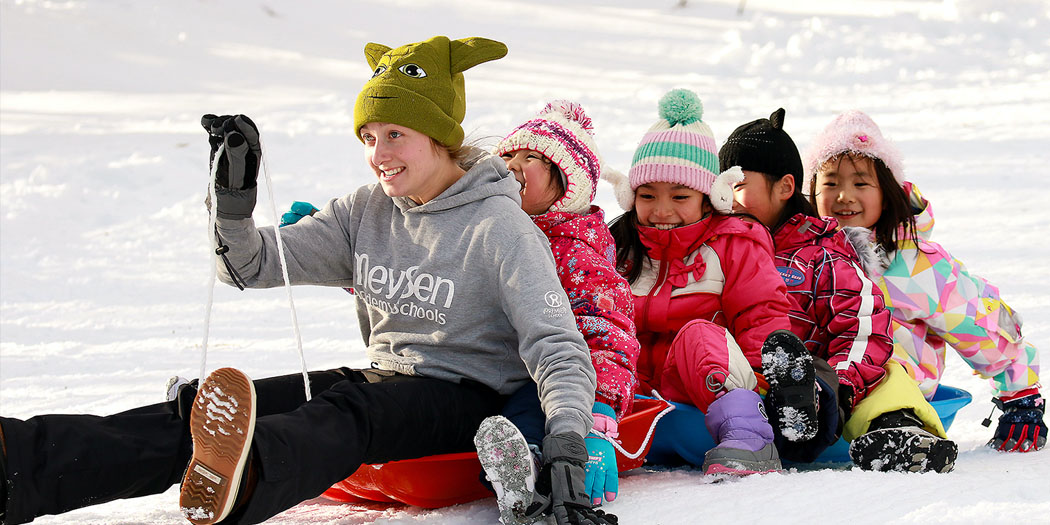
{"left": 532, "top": 206, "right": 612, "bottom": 255}
{"left": 394, "top": 153, "right": 521, "bottom": 213}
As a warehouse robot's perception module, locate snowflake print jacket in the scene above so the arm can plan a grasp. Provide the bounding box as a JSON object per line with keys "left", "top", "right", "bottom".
{"left": 533, "top": 206, "right": 641, "bottom": 419}
{"left": 629, "top": 214, "right": 792, "bottom": 392}
{"left": 859, "top": 182, "right": 1040, "bottom": 399}
{"left": 773, "top": 213, "right": 893, "bottom": 410}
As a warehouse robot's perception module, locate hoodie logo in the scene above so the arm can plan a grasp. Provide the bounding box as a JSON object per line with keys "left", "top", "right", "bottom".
{"left": 354, "top": 252, "right": 454, "bottom": 325}
{"left": 544, "top": 290, "right": 567, "bottom": 318}
{"left": 777, "top": 266, "right": 805, "bottom": 286}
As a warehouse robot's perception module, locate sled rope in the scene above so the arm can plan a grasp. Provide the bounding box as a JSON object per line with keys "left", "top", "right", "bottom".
{"left": 597, "top": 390, "right": 676, "bottom": 460}
{"left": 259, "top": 140, "right": 311, "bottom": 401}
{"left": 201, "top": 139, "right": 311, "bottom": 401}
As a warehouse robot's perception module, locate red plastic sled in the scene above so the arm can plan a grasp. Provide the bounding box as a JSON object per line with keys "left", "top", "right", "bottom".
{"left": 321, "top": 398, "right": 674, "bottom": 508}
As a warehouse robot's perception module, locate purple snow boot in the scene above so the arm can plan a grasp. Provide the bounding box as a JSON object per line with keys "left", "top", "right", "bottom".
{"left": 702, "top": 388, "right": 782, "bottom": 476}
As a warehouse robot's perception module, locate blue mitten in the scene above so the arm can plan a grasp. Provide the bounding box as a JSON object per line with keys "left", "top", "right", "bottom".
{"left": 585, "top": 402, "right": 619, "bottom": 506}
{"left": 987, "top": 392, "right": 1047, "bottom": 452}
{"left": 279, "top": 201, "right": 319, "bottom": 227}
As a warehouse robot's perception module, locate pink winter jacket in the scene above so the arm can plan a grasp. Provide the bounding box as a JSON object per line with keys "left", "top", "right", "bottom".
{"left": 861, "top": 182, "right": 1040, "bottom": 399}
{"left": 629, "top": 214, "right": 793, "bottom": 394}
{"left": 533, "top": 207, "right": 641, "bottom": 419}
{"left": 773, "top": 213, "right": 892, "bottom": 410}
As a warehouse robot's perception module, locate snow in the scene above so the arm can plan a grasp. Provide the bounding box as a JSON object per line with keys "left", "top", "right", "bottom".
{"left": 2, "top": 0, "right": 1049, "bottom": 523}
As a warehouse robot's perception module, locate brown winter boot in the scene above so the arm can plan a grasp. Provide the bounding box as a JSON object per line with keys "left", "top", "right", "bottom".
{"left": 179, "top": 367, "right": 258, "bottom": 524}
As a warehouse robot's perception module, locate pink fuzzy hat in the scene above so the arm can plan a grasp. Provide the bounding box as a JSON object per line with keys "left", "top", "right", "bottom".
{"left": 803, "top": 110, "right": 905, "bottom": 190}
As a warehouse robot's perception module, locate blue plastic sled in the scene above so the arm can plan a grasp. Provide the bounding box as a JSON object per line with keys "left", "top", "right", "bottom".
{"left": 643, "top": 385, "right": 972, "bottom": 466}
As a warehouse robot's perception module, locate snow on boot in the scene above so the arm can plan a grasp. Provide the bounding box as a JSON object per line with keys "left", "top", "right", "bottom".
{"left": 179, "top": 367, "right": 257, "bottom": 525}
{"left": 474, "top": 416, "right": 538, "bottom": 525}
{"left": 849, "top": 409, "right": 958, "bottom": 473}
{"left": 761, "top": 329, "right": 818, "bottom": 442}
{"left": 702, "top": 388, "right": 782, "bottom": 476}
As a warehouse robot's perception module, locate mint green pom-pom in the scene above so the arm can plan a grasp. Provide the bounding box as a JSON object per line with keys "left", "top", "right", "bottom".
{"left": 658, "top": 89, "right": 703, "bottom": 126}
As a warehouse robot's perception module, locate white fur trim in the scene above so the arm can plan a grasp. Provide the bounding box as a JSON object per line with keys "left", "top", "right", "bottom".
{"left": 601, "top": 166, "right": 635, "bottom": 211}
{"left": 710, "top": 166, "right": 744, "bottom": 214}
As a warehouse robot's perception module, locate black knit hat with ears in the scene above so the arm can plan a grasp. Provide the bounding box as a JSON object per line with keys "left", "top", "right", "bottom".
{"left": 718, "top": 108, "right": 804, "bottom": 189}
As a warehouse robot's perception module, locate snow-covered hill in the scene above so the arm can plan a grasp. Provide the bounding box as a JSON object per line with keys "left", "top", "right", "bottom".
{"left": 2, "top": 0, "right": 1048, "bottom": 523}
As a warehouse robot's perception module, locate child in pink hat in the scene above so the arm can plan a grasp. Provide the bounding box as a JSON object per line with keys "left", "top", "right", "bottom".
{"left": 805, "top": 109, "right": 1045, "bottom": 453}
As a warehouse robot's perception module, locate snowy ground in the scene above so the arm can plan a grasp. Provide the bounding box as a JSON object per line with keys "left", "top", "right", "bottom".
{"left": 2, "top": 0, "right": 1049, "bottom": 523}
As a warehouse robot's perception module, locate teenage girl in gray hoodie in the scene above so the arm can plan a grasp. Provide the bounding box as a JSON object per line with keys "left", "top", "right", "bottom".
{"left": 0, "top": 36, "right": 611, "bottom": 525}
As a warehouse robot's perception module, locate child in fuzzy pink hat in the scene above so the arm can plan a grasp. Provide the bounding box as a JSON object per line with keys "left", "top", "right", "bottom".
{"left": 805, "top": 110, "right": 1045, "bottom": 453}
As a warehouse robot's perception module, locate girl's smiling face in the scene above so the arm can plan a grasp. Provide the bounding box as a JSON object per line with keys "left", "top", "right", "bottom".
{"left": 634, "top": 182, "right": 710, "bottom": 229}
{"left": 501, "top": 149, "right": 562, "bottom": 215}
{"left": 814, "top": 155, "right": 884, "bottom": 229}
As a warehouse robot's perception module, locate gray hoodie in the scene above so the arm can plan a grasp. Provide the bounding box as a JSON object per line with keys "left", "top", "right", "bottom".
{"left": 214, "top": 155, "right": 596, "bottom": 436}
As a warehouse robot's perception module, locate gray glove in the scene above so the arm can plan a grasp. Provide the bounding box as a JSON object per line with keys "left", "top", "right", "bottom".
{"left": 524, "top": 433, "right": 618, "bottom": 525}
{"left": 202, "top": 114, "right": 260, "bottom": 220}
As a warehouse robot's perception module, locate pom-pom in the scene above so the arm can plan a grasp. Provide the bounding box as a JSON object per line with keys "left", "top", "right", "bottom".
{"left": 540, "top": 100, "right": 593, "bottom": 133}
{"left": 769, "top": 108, "right": 785, "bottom": 130}
{"left": 658, "top": 89, "right": 704, "bottom": 126}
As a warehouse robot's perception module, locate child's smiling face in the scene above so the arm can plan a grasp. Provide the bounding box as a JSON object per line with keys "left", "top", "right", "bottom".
{"left": 501, "top": 149, "right": 562, "bottom": 215}
{"left": 634, "top": 182, "right": 710, "bottom": 229}
{"left": 814, "top": 155, "right": 884, "bottom": 229}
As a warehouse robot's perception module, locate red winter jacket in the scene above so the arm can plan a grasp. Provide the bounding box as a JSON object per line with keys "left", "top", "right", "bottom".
{"left": 533, "top": 207, "right": 640, "bottom": 419}
{"left": 772, "top": 214, "right": 892, "bottom": 409}
{"left": 629, "top": 214, "right": 792, "bottom": 394}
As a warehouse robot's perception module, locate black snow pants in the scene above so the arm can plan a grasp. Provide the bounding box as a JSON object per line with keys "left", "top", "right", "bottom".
{"left": 0, "top": 367, "right": 505, "bottom": 524}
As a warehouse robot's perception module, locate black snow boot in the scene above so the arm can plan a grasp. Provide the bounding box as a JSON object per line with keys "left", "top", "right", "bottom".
{"left": 761, "top": 330, "right": 818, "bottom": 442}
{"left": 849, "top": 409, "right": 957, "bottom": 473}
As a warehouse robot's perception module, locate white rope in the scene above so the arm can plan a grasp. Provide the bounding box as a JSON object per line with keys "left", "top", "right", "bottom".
{"left": 597, "top": 391, "right": 676, "bottom": 460}
{"left": 259, "top": 139, "right": 311, "bottom": 401}
{"left": 200, "top": 136, "right": 311, "bottom": 402}
{"left": 200, "top": 144, "right": 224, "bottom": 384}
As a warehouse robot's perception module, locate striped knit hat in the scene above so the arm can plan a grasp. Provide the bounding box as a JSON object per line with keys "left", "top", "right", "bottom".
{"left": 606, "top": 89, "right": 743, "bottom": 212}
{"left": 495, "top": 100, "right": 606, "bottom": 214}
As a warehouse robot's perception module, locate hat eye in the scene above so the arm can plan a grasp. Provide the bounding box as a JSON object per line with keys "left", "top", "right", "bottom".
{"left": 371, "top": 65, "right": 387, "bottom": 79}
{"left": 398, "top": 64, "right": 427, "bottom": 78}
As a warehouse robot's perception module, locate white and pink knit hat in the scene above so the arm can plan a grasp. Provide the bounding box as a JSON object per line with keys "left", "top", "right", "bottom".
{"left": 604, "top": 88, "right": 743, "bottom": 213}
{"left": 803, "top": 110, "right": 905, "bottom": 189}
{"left": 496, "top": 100, "right": 614, "bottom": 215}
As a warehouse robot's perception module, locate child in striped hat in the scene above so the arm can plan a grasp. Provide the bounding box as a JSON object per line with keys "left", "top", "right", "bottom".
{"left": 475, "top": 101, "right": 640, "bottom": 522}
{"left": 607, "top": 89, "right": 815, "bottom": 476}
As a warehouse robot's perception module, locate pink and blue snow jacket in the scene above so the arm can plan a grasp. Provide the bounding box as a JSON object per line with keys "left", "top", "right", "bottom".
{"left": 773, "top": 213, "right": 892, "bottom": 410}
{"left": 861, "top": 182, "right": 1041, "bottom": 399}
{"left": 533, "top": 206, "right": 641, "bottom": 420}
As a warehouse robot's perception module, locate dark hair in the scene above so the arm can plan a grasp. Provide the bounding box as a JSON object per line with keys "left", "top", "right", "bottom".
{"left": 609, "top": 209, "right": 648, "bottom": 283}
{"left": 548, "top": 161, "right": 567, "bottom": 202}
{"left": 808, "top": 154, "right": 915, "bottom": 254}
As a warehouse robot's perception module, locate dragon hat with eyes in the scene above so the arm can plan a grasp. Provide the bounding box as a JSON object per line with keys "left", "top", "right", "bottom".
{"left": 353, "top": 36, "right": 508, "bottom": 147}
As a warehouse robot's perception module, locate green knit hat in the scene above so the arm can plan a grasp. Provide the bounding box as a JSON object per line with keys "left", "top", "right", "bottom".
{"left": 353, "top": 36, "right": 508, "bottom": 147}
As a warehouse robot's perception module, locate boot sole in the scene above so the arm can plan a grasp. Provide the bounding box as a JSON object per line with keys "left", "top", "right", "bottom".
{"left": 761, "top": 330, "right": 818, "bottom": 442}
{"left": 849, "top": 426, "right": 958, "bottom": 473}
{"left": 474, "top": 416, "right": 535, "bottom": 525}
{"left": 179, "top": 368, "right": 256, "bottom": 524}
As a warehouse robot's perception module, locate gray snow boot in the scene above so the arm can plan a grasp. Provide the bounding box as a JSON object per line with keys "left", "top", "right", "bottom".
{"left": 702, "top": 388, "right": 783, "bottom": 475}
{"left": 474, "top": 416, "right": 538, "bottom": 525}
{"left": 849, "top": 409, "right": 958, "bottom": 473}
{"left": 761, "top": 330, "right": 819, "bottom": 442}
